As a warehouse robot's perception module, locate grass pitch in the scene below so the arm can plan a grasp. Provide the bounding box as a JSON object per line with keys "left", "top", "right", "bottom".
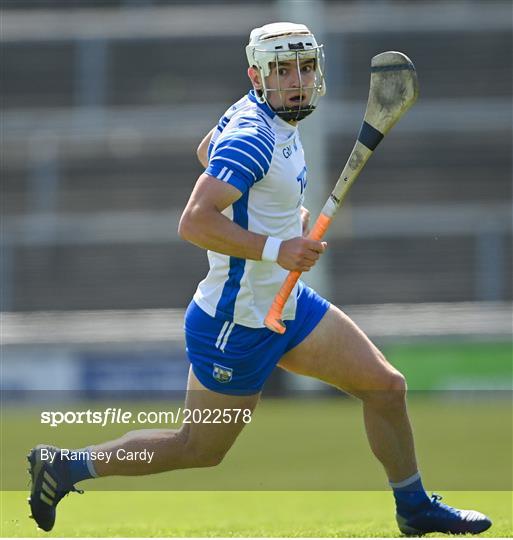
{"left": 1, "top": 340, "right": 511, "bottom": 537}
{"left": 1, "top": 490, "right": 512, "bottom": 537}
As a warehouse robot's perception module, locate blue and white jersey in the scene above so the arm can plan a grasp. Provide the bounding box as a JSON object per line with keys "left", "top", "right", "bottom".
{"left": 193, "top": 90, "right": 308, "bottom": 328}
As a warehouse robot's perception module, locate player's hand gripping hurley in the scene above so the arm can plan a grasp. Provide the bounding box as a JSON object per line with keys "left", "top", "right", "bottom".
{"left": 264, "top": 51, "right": 419, "bottom": 334}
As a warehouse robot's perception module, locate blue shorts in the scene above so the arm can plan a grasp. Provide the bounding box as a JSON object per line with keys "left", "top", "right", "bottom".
{"left": 184, "top": 282, "right": 330, "bottom": 395}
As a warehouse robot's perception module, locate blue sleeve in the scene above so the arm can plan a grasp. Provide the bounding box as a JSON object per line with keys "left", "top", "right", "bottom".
{"left": 205, "top": 127, "right": 275, "bottom": 194}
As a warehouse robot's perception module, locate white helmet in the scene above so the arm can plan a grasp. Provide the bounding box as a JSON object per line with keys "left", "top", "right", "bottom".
{"left": 246, "top": 22, "right": 326, "bottom": 122}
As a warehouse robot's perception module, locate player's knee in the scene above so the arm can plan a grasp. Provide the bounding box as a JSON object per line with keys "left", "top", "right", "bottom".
{"left": 187, "top": 446, "right": 227, "bottom": 468}
{"left": 200, "top": 450, "right": 227, "bottom": 468}
{"left": 375, "top": 349, "right": 407, "bottom": 394}
{"left": 358, "top": 366, "right": 407, "bottom": 408}
{"left": 387, "top": 368, "right": 407, "bottom": 396}
{"left": 389, "top": 369, "right": 407, "bottom": 397}
{"left": 375, "top": 369, "right": 407, "bottom": 407}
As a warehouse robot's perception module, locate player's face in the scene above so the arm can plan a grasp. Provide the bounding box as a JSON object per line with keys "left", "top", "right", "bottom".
{"left": 264, "top": 58, "right": 316, "bottom": 110}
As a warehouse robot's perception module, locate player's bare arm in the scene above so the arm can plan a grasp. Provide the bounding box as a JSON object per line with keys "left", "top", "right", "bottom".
{"left": 179, "top": 174, "right": 326, "bottom": 272}
{"left": 197, "top": 127, "right": 215, "bottom": 168}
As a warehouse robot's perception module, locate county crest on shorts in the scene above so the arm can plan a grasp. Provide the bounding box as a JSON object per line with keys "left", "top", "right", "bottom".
{"left": 213, "top": 363, "right": 233, "bottom": 383}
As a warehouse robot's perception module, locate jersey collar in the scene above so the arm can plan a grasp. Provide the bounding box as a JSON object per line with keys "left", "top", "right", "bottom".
{"left": 248, "top": 90, "right": 298, "bottom": 130}
{"left": 248, "top": 90, "right": 275, "bottom": 118}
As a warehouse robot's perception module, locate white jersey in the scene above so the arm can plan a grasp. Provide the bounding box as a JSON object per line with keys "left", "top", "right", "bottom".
{"left": 193, "top": 90, "right": 308, "bottom": 328}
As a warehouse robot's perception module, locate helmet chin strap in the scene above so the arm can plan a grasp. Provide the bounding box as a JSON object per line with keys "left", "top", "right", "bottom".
{"left": 273, "top": 104, "right": 316, "bottom": 122}
{"left": 256, "top": 86, "right": 317, "bottom": 122}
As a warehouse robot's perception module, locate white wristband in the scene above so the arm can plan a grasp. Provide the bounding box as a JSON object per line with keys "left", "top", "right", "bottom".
{"left": 261, "top": 236, "right": 282, "bottom": 262}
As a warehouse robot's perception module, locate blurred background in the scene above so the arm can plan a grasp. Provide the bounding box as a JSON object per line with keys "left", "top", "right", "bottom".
{"left": 1, "top": 0, "right": 512, "bottom": 394}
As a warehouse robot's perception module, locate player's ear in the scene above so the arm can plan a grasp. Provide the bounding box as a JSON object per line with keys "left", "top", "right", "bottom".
{"left": 248, "top": 66, "right": 262, "bottom": 90}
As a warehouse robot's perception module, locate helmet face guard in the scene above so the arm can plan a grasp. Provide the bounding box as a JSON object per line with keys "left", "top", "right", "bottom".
{"left": 246, "top": 23, "right": 326, "bottom": 122}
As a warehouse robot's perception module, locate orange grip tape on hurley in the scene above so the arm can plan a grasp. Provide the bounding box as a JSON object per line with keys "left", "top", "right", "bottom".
{"left": 264, "top": 213, "right": 332, "bottom": 334}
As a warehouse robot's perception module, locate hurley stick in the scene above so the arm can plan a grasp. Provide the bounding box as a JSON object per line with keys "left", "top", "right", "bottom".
{"left": 264, "top": 51, "right": 419, "bottom": 334}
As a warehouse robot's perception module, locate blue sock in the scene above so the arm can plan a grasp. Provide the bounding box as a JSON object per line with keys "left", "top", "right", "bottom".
{"left": 62, "top": 447, "right": 97, "bottom": 484}
{"left": 390, "top": 472, "right": 430, "bottom": 516}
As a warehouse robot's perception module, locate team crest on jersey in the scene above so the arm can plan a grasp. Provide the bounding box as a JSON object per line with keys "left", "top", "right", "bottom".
{"left": 213, "top": 363, "right": 233, "bottom": 383}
